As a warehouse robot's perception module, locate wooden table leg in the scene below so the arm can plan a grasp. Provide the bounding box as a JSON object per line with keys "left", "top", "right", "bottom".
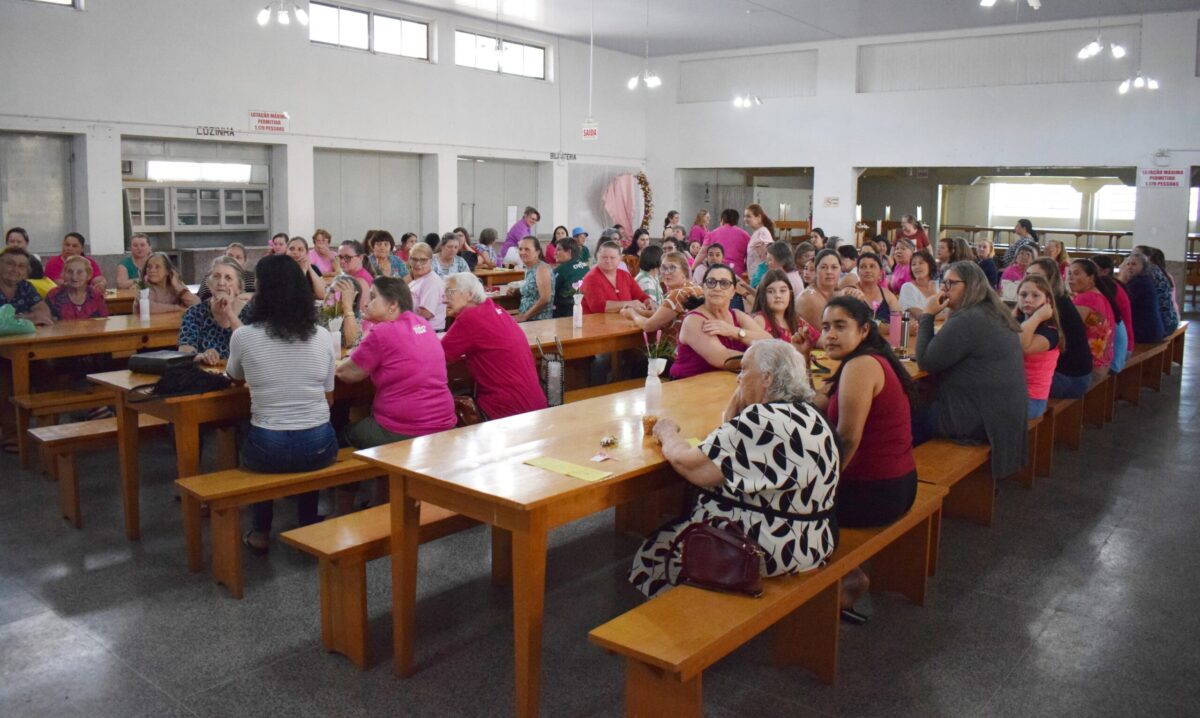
{"left": 115, "top": 393, "right": 141, "bottom": 541}
{"left": 390, "top": 472, "right": 421, "bottom": 678}
{"left": 174, "top": 420, "right": 202, "bottom": 479}
{"left": 512, "top": 513, "right": 549, "bottom": 718}
{"left": 491, "top": 526, "right": 513, "bottom": 586}
{"left": 214, "top": 425, "right": 239, "bottom": 470}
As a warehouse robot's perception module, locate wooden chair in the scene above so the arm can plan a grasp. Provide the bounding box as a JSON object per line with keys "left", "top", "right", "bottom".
{"left": 588, "top": 483, "right": 947, "bottom": 718}
{"left": 175, "top": 447, "right": 384, "bottom": 598}
{"left": 280, "top": 503, "right": 479, "bottom": 669}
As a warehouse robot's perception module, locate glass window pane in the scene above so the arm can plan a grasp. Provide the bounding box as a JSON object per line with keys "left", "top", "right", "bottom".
{"left": 309, "top": 2, "right": 339, "bottom": 44}
{"left": 374, "top": 15, "right": 404, "bottom": 56}
{"left": 475, "top": 34, "right": 499, "bottom": 71}
{"left": 400, "top": 20, "right": 428, "bottom": 59}
{"left": 455, "top": 31, "right": 476, "bottom": 67}
{"left": 524, "top": 45, "right": 545, "bottom": 78}
{"left": 1095, "top": 185, "right": 1137, "bottom": 221}
{"left": 989, "top": 183, "right": 1081, "bottom": 221}
{"left": 339, "top": 8, "right": 369, "bottom": 50}
{"left": 500, "top": 40, "right": 523, "bottom": 75}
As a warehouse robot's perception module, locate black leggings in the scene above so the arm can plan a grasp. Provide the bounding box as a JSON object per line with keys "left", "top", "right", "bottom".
{"left": 836, "top": 470, "right": 918, "bottom": 528}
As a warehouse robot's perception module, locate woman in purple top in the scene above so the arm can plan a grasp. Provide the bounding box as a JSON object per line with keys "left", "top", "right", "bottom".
{"left": 671, "top": 264, "right": 771, "bottom": 380}
{"left": 500, "top": 206, "right": 540, "bottom": 261}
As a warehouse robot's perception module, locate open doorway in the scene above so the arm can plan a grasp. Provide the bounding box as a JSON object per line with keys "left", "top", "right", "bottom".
{"left": 678, "top": 167, "right": 814, "bottom": 241}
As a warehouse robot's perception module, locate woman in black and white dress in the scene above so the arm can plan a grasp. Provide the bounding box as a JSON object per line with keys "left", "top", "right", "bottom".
{"left": 631, "top": 339, "right": 841, "bottom": 598}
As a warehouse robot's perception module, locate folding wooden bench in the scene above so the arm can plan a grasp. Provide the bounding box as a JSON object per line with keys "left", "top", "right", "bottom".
{"left": 28, "top": 414, "right": 168, "bottom": 528}
{"left": 11, "top": 387, "right": 117, "bottom": 469}
{"left": 175, "top": 447, "right": 384, "bottom": 598}
{"left": 280, "top": 503, "right": 479, "bottom": 669}
{"left": 588, "top": 483, "right": 947, "bottom": 718}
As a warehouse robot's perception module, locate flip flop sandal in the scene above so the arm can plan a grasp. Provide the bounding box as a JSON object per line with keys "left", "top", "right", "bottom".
{"left": 242, "top": 530, "right": 270, "bottom": 556}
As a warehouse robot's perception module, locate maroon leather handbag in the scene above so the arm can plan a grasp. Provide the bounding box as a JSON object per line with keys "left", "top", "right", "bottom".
{"left": 667, "top": 517, "right": 765, "bottom": 597}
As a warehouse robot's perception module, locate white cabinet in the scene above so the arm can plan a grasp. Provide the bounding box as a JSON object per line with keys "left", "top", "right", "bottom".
{"left": 170, "top": 186, "right": 269, "bottom": 231}
{"left": 125, "top": 187, "right": 169, "bottom": 231}
{"left": 222, "top": 188, "right": 267, "bottom": 228}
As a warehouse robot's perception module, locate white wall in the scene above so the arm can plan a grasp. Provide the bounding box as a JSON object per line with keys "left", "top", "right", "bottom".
{"left": 313, "top": 148, "right": 422, "bottom": 244}
{"left": 643, "top": 11, "right": 1200, "bottom": 261}
{"left": 0, "top": 0, "right": 646, "bottom": 255}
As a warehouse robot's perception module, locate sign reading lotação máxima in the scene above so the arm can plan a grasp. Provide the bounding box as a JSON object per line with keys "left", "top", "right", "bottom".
{"left": 250, "top": 110, "right": 290, "bottom": 133}
{"left": 1138, "top": 168, "right": 1185, "bottom": 188}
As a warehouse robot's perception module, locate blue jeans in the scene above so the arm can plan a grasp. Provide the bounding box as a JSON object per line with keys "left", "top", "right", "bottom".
{"left": 1027, "top": 398, "right": 1047, "bottom": 420}
{"left": 1049, "top": 372, "right": 1091, "bottom": 399}
{"left": 240, "top": 423, "right": 339, "bottom": 533}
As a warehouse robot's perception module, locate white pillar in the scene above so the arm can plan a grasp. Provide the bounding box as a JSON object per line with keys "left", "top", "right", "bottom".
{"left": 72, "top": 126, "right": 123, "bottom": 255}
{"left": 537, "top": 160, "right": 569, "bottom": 234}
{"left": 1133, "top": 166, "right": 1190, "bottom": 262}
{"left": 811, "top": 163, "right": 860, "bottom": 242}
{"left": 420, "top": 151, "right": 458, "bottom": 236}
{"left": 270, "top": 139, "right": 314, "bottom": 236}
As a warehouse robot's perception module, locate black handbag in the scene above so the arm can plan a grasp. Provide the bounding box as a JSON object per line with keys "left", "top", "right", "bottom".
{"left": 667, "top": 517, "right": 766, "bottom": 597}
{"left": 128, "top": 364, "right": 232, "bottom": 402}
{"left": 128, "top": 350, "right": 196, "bottom": 375}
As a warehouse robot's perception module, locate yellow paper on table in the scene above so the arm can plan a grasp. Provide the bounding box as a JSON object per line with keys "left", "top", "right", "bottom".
{"left": 687, "top": 437, "right": 703, "bottom": 448}
{"left": 525, "top": 456, "right": 612, "bottom": 482}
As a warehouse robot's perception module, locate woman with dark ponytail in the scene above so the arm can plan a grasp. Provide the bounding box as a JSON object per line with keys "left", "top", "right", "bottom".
{"left": 1088, "top": 259, "right": 1129, "bottom": 373}
{"left": 1066, "top": 258, "right": 1116, "bottom": 381}
{"left": 791, "top": 295, "right": 916, "bottom": 625}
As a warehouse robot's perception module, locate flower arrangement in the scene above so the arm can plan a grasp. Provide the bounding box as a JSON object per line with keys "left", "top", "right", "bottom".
{"left": 572, "top": 280, "right": 584, "bottom": 295}
{"left": 317, "top": 290, "right": 344, "bottom": 331}
{"left": 643, "top": 329, "right": 674, "bottom": 360}
{"left": 636, "top": 171, "right": 653, "bottom": 231}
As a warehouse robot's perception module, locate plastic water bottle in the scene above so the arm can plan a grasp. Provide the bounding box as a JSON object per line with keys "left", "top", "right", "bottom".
{"left": 572, "top": 294, "right": 584, "bottom": 328}
{"left": 889, "top": 311, "right": 902, "bottom": 348}
{"left": 138, "top": 288, "right": 151, "bottom": 321}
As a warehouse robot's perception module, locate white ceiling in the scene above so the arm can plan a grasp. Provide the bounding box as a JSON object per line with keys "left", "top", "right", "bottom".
{"left": 395, "top": 0, "right": 1200, "bottom": 56}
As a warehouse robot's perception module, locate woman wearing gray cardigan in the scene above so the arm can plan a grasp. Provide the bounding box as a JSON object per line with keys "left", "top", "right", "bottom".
{"left": 915, "top": 261, "right": 1027, "bottom": 478}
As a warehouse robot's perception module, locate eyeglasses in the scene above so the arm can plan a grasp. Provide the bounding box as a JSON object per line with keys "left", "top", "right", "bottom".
{"left": 410, "top": 258, "right": 431, "bottom": 264}
{"left": 661, "top": 265, "right": 679, "bottom": 274}
{"left": 941, "top": 279, "right": 964, "bottom": 289}
{"left": 337, "top": 254, "right": 358, "bottom": 261}
{"left": 703, "top": 278, "right": 734, "bottom": 289}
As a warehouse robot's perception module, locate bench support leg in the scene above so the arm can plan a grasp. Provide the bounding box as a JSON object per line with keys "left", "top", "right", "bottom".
{"left": 320, "top": 558, "right": 368, "bottom": 669}
{"left": 490, "top": 526, "right": 512, "bottom": 587}
{"left": 1142, "top": 352, "right": 1164, "bottom": 392}
{"left": 182, "top": 494, "right": 204, "bottom": 572}
{"left": 1104, "top": 370, "right": 1117, "bottom": 423}
{"left": 771, "top": 579, "right": 840, "bottom": 684}
{"left": 1083, "top": 379, "right": 1107, "bottom": 429}
{"left": 1034, "top": 416, "right": 1055, "bottom": 477}
{"left": 871, "top": 516, "right": 932, "bottom": 606}
{"left": 1015, "top": 425, "right": 1037, "bottom": 490}
{"left": 56, "top": 453, "right": 81, "bottom": 529}
{"left": 1054, "top": 401, "right": 1083, "bottom": 450}
{"left": 211, "top": 506, "right": 244, "bottom": 599}
{"left": 1116, "top": 367, "right": 1141, "bottom": 406}
{"left": 927, "top": 508, "right": 941, "bottom": 577}
{"left": 15, "top": 406, "right": 32, "bottom": 470}
{"left": 624, "top": 659, "right": 701, "bottom": 718}
{"left": 943, "top": 466, "right": 994, "bottom": 527}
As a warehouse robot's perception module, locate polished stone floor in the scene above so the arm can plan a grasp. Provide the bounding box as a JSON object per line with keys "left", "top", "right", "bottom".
{"left": 1, "top": 318, "right": 1197, "bottom": 717}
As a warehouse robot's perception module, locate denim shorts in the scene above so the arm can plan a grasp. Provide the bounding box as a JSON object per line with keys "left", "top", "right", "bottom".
{"left": 240, "top": 423, "right": 339, "bottom": 474}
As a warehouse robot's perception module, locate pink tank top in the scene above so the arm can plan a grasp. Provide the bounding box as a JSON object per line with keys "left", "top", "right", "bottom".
{"left": 670, "top": 310, "right": 750, "bottom": 380}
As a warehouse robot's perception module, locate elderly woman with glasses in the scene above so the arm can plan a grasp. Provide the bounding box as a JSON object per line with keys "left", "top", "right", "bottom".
{"left": 670, "top": 263, "right": 771, "bottom": 380}
{"left": 179, "top": 256, "right": 252, "bottom": 366}
{"left": 915, "top": 261, "right": 1027, "bottom": 479}
{"left": 441, "top": 272, "right": 548, "bottom": 420}
{"left": 405, "top": 242, "right": 446, "bottom": 331}
{"left": 631, "top": 339, "right": 840, "bottom": 598}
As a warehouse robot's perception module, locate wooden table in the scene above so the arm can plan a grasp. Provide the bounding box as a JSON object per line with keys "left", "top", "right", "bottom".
{"left": 104, "top": 288, "right": 137, "bottom": 315}
{"left": 516, "top": 313, "right": 642, "bottom": 360}
{"left": 474, "top": 268, "right": 525, "bottom": 287}
{"left": 357, "top": 372, "right": 738, "bottom": 718}
{"left": 0, "top": 313, "right": 181, "bottom": 404}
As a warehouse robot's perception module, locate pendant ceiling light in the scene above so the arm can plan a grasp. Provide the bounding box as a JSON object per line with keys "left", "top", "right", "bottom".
{"left": 980, "top": 0, "right": 1040, "bottom": 8}
{"left": 257, "top": 1, "right": 308, "bottom": 27}
{"left": 731, "top": 10, "right": 763, "bottom": 109}
{"left": 627, "top": 0, "right": 661, "bottom": 90}
{"left": 1115, "top": 24, "right": 1159, "bottom": 95}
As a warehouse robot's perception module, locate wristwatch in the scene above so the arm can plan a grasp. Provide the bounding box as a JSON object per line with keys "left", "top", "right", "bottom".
{"left": 738, "top": 328, "right": 747, "bottom": 340}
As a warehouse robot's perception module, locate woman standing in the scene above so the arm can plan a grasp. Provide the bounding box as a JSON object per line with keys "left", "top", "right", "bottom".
{"left": 285, "top": 237, "right": 328, "bottom": 300}
{"left": 44, "top": 233, "right": 106, "bottom": 291}
{"left": 116, "top": 233, "right": 153, "bottom": 289}
{"left": 1003, "top": 219, "right": 1039, "bottom": 266}
{"left": 1067, "top": 259, "right": 1116, "bottom": 381}
{"left": 135, "top": 252, "right": 200, "bottom": 314}
{"left": 432, "top": 233, "right": 471, "bottom": 278}
{"left": 514, "top": 236, "right": 553, "bottom": 322}
{"left": 744, "top": 204, "right": 775, "bottom": 279}
{"left": 634, "top": 245, "right": 665, "bottom": 306}
{"left": 662, "top": 210, "right": 681, "bottom": 241}
{"left": 405, "top": 243, "right": 446, "bottom": 331}
{"left": 688, "top": 209, "right": 710, "bottom": 247}
{"left": 365, "top": 231, "right": 409, "bottom": 279}
{"left": 46, "top": 255, "right": 109, "bottom": 320}
{"left": 899, "top": 250, "right": 939, "bottom": 320}
{"left": 1013, "top": 276, "right": 1061, "bottom": 420}
{"left": 751, "top": 269, "right": 799, "bottom": 341}
{"left": 309, "top": 229, "right": 338, "bottom": 276}
{"left": 226, "top": 254, "right": 338, "bottom": 554}
{"left": 580, "top": 241, "right": 651, "bottom": 314}
{"left": 670, "top": 264, "right": 770, "bottom": 380}
{"left": 179, "top": 257, "right": 251, "bottom": 365}
{"left": 915, "top": 261, "right": 1026, "bottom": 479}
{"left": 633, "top": 340, "right": 839, "bottom": 598}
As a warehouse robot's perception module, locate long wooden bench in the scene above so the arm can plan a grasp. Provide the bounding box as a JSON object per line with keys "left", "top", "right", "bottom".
{"left": 175, "top": 447, "right": 384, "bottom": 599}
{"left": 1049, "top": 396, "right": 1083, "bottom": 450}
{"left": 587, "top": 482, "right": 947, "bottom": 718}
{"left": 1163, "top": 321, "right": 1188, "bottom": 374}
{"left": 1082, "top": 374, "right": 1109, "bottom": 429}
{"left": 563, "top": 377, "right": 645, "bottom": 404}
{"left": 11, "top": 387, "right": 117, "bottom": 469}
{"left": 914, "top": 439, "right": 992, "bottom": 530}
{"left": 280, "top": 503, "right": 480, "bottom": 668}
{"left": 28, "top": 414, "right": 168, "bottom": 528}
{"left": 1014, "top": 416, "right": 1045, "bottom": 490}
{"left": 1114, "top": 343, "right": 1168, "bottom": 406}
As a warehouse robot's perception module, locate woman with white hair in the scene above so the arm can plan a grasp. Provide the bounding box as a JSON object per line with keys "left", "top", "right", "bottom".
{"left": 631, "top": 339, "right": 841, "bottom": 598}
{"left": 441, "top": 272, "right": 547, "bottom": 419}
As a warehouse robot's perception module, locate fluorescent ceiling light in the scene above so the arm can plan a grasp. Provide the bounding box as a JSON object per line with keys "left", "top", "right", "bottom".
{"left": 257, "top": 7, "right": 271, "bottom": 25}
{"left": 1117, "top": 79, "right": 1130, "bottom": 94}
{"left": 979, "top": 0, "right": 997, "bottom": 6}
{"left": 147, "top": 161, "right": 253, "bottom": 183}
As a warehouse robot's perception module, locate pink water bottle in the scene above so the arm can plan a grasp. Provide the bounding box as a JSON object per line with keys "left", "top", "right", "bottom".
{"left": 888, "top": 311, "right": 901, "bottom": 348}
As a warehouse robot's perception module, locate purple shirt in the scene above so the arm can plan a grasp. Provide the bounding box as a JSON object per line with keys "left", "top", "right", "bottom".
{"left": 501, "top": 217, "right": 535, "bottom": 260}
{"left": 703, "top": 224, "right": 752, "bottom": 276}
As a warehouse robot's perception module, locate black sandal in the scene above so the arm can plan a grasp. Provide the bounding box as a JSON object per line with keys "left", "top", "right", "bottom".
{"left": 242, "top": 530, "right": 270, "bottom": 556}
{"left": 840, "top": 608, "right": 869, "bottom": 626}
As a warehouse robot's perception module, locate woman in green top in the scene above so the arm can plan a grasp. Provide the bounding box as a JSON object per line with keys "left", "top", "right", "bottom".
{"left": 514, "top": 236, "right": 552, "bottom": 322}
{"left": 551, "top": 237, "right": 590, "bottom": 318}
{"left": 116, "top": 233, "right": 153, "bottom": 289}
{"left": 634, "top": 245, "right": 664, "bottom": 306}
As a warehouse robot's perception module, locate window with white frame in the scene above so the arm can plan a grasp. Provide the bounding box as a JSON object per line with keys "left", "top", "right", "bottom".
{"left": 454, "top": 30, "right": 545, "bottom": 79}
{"left": 309, "top": 2, "right": 429, "bottom": 60}
{"left": 1095, "top": 185, "right": 1137, "bottom": 221}
{"left": 989, "top": 183, "right": 1082, "bottom": 220}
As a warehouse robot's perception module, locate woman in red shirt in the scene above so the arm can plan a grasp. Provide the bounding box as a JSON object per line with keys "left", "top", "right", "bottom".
{"left": 897, "top": 214, "right": 929, "bottom": 251}
{"left": 580, "top": 241, "right": 651, "bottom": 314}
{"left": 793, "top": 295, "right": 916, "bottom": 624}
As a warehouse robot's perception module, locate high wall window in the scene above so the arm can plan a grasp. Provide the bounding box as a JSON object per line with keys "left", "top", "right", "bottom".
{"left": 309, "top": 2, "right": 429, "bottom": 60}
{"left": 27, "top": 0, "right": 82, "bottom": 7}
{"left": 1095, "top": 185, "right": 1137, "bottom": 221}
{"left": 454, "top": 31, "right": 545, "bottom": 79}
{"left": 989, "top": 183, "right": 1082, "bottom": 220}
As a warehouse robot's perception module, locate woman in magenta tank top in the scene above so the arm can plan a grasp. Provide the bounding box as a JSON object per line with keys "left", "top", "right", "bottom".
{"left": 670, "top": 264, "right": 771, "bottom": 380}
{"left": 793, "top": 295, "right": 917, "bottom": 624}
